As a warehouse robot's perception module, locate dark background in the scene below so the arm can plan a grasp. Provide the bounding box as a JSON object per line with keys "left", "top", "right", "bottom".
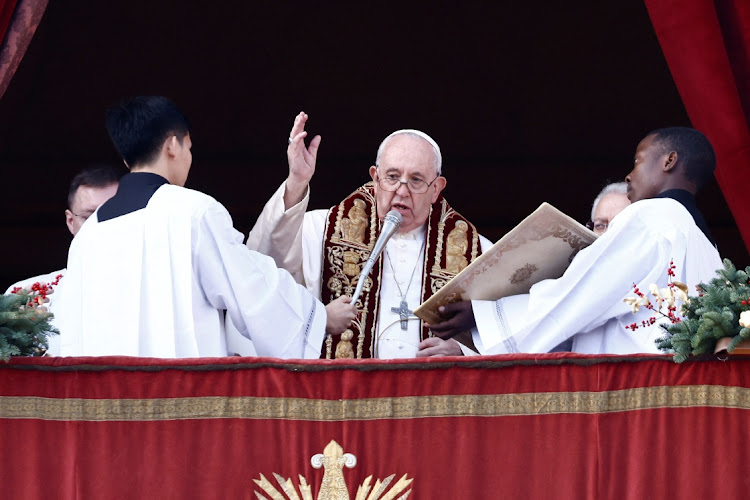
{"left": 1, "top": 1, "right": 746, "bottom": 289}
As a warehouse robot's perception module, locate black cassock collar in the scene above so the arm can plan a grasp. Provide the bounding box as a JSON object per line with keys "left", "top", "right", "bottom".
{"left": 654, "top": 189, "right": 715, "bottom": 246}
{"left": 98, "top": 172, "right": 169, "bottom": 222}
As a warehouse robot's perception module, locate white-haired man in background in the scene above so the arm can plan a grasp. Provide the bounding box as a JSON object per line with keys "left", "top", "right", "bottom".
{"left": 588, "top": 182, "right": 631, "bottom": 235}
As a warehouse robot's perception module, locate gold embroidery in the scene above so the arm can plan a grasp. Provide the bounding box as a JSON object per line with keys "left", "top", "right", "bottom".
{"left": 357, "top": 474, "right": 412, "bottom": 500}
{"left": 326, "top": 247, "right": 370, "bottom": 299}
{"left": 356, "top": 330, "right": 364, "bottom": 359}
{"left": 254, "top": 473, "right": 313, "bottom": 500}
{"left": 445, "top": 220, "right": 469, "bottom": 274}
{"left": 325, "top": 334, "right": 333, "bottom": 360}
{"left": 334, "top": 330, "right": 355, "bottom": 359}
{"left": 253, "top": 440, "right": 413, "bottom": 500}
{"left": 430, "top": 277, "right": 448, "bottom": 294}
{"left": 3, "top": 385, "right": 749, "bottom": 422}
{"left": 342, "top": 251, "right": 361, "bottom": 277}
{"left": 331, "top": 200, "right": 347, "bottom": 243}
{"left": 314, "top": 441, "right": 356, "bottom": 499}
{"left": 340, "top": 199, "right": 368, "bottom": 244}
{"left": 428, "top": 201, "right": 476, "bottom": 297}
{"left": 470, "top": 229, "right": 479, "bottom": 261}
{"left": 431, "top": 200, "right": 450, "bottom": 273}
{"left": 326, "top": 276, "right": 343, "bottom": 298}
{"left": 345, "top": 310, "right": 367, "bottom": 359}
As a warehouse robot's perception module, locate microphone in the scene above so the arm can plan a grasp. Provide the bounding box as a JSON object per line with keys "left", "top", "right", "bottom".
{"left": 350, "top": 210, "right": 402, "bottom": 304}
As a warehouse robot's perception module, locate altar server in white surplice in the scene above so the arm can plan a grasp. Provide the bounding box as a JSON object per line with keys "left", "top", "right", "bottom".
{"left": 232, "top": 112, "right": 492, "bottom": 359}
{"left": 57, "top": 97, "right": 356, "bottom": 358}
{"left": 428, "top": 127, "right": 722, "bottom": 355}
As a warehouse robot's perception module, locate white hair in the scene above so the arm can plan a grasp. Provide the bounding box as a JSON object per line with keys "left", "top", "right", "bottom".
{"left": 375, "top": 129, "right": 442, "bottom": 175}
{"left": 591, "top": 182, "right": 628, "bottom": 221}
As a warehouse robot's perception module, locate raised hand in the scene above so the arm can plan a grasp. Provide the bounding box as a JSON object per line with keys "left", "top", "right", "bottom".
{"left": 324, "top": 295, "right": 357, "bottom": 335}
{"left": 425, "top": 301, "right": 476, "bottom": 339}
{"left": 284, "top": 112, "right": 321, "bottom": 209}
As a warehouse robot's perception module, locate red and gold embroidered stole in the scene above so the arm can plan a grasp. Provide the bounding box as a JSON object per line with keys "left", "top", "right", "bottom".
{"left": 319, "top": 182, "right": 482, "bottom": 358}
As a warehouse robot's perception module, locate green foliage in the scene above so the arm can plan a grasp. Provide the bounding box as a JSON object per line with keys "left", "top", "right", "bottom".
{"left": 0, "top": 292, "right": 58, "bottom": 362}
{"left": 657, "top": 259, "right": 750, "bottom": 363}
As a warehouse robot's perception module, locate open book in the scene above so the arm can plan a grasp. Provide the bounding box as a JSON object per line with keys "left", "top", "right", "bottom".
{"left": 414, "top": 203, "right": 597, "bottom": 324}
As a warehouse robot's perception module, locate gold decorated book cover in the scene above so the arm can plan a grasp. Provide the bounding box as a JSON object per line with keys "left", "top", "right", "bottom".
{"left": 415, "top": 203, "right": 597, "bottom": 325}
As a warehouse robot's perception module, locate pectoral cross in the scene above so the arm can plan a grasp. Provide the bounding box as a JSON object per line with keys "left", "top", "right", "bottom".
{"left": 391, "top": 299, "right": 412, "bottom": 330}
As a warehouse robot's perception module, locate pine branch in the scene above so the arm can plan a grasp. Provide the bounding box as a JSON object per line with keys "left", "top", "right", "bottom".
{"left": 658, "top": 259, "right": 750, "bottom": 362}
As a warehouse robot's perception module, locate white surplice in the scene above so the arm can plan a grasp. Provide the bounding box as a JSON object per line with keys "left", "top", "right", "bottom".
{"left": 471, "top": 198, "right": 722, "bottom": 355}
{"left": 57, "top": 185, "right": 326, "bottom": 359}
{"left": 5, "top": 269, "right": 66, "bottom": 356}
{"left": 238, "top": 182, "right": 492, "bottom": 358}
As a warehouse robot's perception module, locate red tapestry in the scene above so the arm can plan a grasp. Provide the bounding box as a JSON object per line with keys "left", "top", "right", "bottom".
{"left": 0, "top": 1, "right": 19, "bottom": 44}
{"left": 1, "top": 354, "right": 749, "bottom": 499}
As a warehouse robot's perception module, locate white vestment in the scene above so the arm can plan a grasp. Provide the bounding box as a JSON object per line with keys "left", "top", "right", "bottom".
{"left": 57, "top": 185, "right": 326, "bottom": 359}
{"left": 5, "top": 269, "right": 66, "bottom": 356}
{"left": 239, "top": 182, "right": 492, "bottom": 358}
{"left": 471, "top": 198, "right": 722, "bottom": 355}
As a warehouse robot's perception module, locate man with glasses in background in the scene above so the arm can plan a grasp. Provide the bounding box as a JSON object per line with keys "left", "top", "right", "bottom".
{"left": 239, "top": 112, "right": 492, "bottom": 359}
{"left": 5, "top": 165, "right": 122, "bottom": 294}
{"left": 4, "top": 165, "right": 122, "bottom": 355}
{"left": 587, "top": 182, "right": 631, "bottom": 235}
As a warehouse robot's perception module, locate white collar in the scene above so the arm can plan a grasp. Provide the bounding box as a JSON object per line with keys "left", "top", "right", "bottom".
{"left": 392, "top": 223, "right": 426, "bottom": 241}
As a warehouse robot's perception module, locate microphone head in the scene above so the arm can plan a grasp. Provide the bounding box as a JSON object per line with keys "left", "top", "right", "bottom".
{"left": 383, "top": 210, "right": 403, "bottom": 229}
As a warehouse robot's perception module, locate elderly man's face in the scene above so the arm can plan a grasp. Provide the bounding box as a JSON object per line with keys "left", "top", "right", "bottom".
{"left": 369, "top": 135, "right": 446, "bottom": 233}
{"left": 65, "top": 183, "right": 119, "bottom": 235}
{"left": 592, "top": 193, "right": 631, "bottom": 235}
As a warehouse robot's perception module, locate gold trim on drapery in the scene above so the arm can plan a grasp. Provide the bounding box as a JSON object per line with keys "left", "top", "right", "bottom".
{"left": 3, "top": 385, "right": 749, "bottom": 421}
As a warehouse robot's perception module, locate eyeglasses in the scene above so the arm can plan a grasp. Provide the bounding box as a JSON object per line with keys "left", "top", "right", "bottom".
{"left": 70, "top": 210, "right": 94, "bottom": 221}
{"left": 376, "top": 168, "right": 440, "bottom": 194}
{"left": 586, "top": 220, "right": 609, "bottom": 233}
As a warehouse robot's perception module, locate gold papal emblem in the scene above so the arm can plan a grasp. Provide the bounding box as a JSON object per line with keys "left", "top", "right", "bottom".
{"left": 253, "top": 440, "right": 413, "bottom": 499}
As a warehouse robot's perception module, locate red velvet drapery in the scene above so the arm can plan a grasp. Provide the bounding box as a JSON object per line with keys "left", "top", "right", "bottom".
{"left": 0, "top": 1, "right": 19, "bottom": 43}
{"left": 1, "top": 354, "right": 749, "bottom": 499}
{"left": 645, "top": 0, "right": 750, "bottom": 252}
{"left": 0, "top": 0, "right": 47, "bottom": 101}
